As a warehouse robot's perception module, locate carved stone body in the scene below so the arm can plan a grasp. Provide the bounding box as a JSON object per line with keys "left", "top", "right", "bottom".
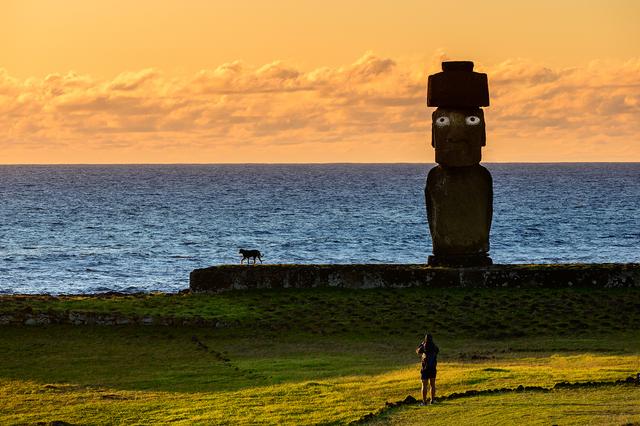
{"left": 425, "top": 165, "right": 492, "bottom": 266}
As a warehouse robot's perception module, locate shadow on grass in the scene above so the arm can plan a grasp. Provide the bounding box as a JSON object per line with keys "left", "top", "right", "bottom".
{"left": 0, "top": 325, "right": 422, "bottom": 393}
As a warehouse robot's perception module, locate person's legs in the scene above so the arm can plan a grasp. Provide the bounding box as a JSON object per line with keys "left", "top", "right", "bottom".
{"left": 429, "top": 377, "right": 436, "bottom": 402}
{"left": 421, "top": 379, "right": 429, "bottom": 404}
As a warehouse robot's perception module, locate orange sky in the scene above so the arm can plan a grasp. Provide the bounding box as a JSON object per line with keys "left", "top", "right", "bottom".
{"left": 2, "top": 0, "right": 639, "bottom": 163}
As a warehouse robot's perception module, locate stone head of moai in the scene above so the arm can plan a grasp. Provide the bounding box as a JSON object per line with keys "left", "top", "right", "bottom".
{"left": 427, "top": 61, "right": 489, "bottom": 166}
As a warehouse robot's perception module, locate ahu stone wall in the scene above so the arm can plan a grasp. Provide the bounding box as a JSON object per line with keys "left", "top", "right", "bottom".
{"left": 190, "top": 264, "right": 640, "bottom": 293}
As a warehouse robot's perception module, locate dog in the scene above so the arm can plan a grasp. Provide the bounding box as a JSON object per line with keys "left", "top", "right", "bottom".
{"left": 239, "top": 249, "right": 263, "bottom": 265}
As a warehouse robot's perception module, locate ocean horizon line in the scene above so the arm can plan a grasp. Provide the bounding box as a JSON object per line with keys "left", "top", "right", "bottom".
{"left": 2, "top": 161, "right": 640, "bottom": 167}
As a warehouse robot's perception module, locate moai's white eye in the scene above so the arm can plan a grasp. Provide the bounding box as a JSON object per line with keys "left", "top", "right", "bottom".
{"left": 435, "top": 116, "right": 450, "bottom": 127}
{"left": 465, "top": 115, "right": 481, "bottom": 126}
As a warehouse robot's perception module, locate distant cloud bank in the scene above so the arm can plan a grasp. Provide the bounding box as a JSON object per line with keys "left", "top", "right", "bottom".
{"left": 1, "top": 52, "right": 639, "bottom": 162}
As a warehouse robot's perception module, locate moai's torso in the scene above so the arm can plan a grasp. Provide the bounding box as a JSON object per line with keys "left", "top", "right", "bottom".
{"left": 426, "top": 165, "right": 492, "bottom": 256}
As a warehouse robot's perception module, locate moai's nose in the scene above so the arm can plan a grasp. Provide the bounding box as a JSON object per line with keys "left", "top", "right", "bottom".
{"left": 446, "top": 127, "right": 467, "bottom": 144}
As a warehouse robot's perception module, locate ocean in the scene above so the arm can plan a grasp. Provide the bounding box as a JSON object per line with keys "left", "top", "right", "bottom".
{"left": 1, "top": 163, "right": 638, "bottom": 294}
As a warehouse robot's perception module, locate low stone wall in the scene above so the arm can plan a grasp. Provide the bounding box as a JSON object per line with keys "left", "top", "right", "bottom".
{"left": 189, "top": 264, "right": 640, "bottom": 293}
{"left": 0, "top": 309, "right": 239, "bottom": 328}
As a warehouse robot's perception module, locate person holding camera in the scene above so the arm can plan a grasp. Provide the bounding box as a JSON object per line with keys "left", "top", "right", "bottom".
{"left": 416, "top": 333, "right": 439, "bottom": 405}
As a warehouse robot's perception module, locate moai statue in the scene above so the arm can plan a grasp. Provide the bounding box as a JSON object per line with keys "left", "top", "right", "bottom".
{"left": 425, "top": 61, "right": 492, "bottom": 266}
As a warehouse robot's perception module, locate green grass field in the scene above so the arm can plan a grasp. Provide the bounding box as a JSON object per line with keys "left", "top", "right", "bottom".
{"left": 1, "top": 287, "right": 639, "bottom": 424}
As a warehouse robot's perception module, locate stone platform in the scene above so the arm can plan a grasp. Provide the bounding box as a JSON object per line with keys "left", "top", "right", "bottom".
{"left": 189, "top": 264, "right": 640, "bottom": 293}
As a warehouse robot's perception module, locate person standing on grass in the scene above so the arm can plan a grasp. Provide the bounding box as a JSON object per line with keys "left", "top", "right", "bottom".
{"left": 416, "top": 333, "right": 439, "bottom": 405}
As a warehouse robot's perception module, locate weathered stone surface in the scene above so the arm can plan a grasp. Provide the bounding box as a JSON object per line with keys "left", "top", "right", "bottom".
{"left": 115, "top": 317, "right": 131, "bottom": 325}
{"left": 427, "top": 61, "right": 489, "bottom": 107}
{"left": 141, "top": 317, "right": 154, "bottom": 325}
{"left": 189, "top": 264, "right": 640, "bottom": 292}
{"left": 431, "top": 108, "right": 486, "bottom": 166}
{"left": 0, "top": 314, "right": 15, "bottom": 325}
{"left": 425, "top": 165, "right": 492, "bottom": 262}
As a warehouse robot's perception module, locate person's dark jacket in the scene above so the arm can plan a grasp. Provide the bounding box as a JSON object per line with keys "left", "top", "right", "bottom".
{"left": 417, "top": 341, "right": 439, "bottom": 370}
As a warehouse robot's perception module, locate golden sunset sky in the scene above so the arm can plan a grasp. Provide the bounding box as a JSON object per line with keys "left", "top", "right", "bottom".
{"left": 2, "top": 0, "right": 639, "bottom": 163}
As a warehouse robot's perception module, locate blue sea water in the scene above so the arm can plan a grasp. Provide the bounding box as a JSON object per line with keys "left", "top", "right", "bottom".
{"left": 0, "top": 163, "right": 639, "bottom": 294}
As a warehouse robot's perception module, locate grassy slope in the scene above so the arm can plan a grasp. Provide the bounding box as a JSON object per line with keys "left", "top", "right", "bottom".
{"left": 370, "top": 387, "right": 640, "bottom": 426}
{"left": 3, "top": 287, "right": 640, "bottom": 337}
{"left": 1, "top": 288, "right": 640, "bottom": 424}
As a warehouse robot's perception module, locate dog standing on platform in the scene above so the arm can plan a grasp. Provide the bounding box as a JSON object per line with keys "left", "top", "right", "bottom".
{"left": 239, "top": 249, "right": 263, "bottom": 265}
